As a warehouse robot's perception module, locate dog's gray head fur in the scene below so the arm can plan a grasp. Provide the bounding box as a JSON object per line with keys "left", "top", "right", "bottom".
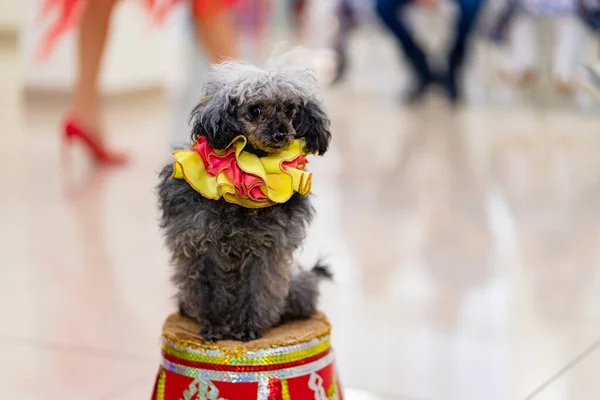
{"left": 189, "top": 58, "right": 331, "bottom": 155}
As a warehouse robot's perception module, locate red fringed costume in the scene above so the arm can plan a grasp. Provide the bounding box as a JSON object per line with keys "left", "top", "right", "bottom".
{"left": 37, "top": 0, "right": 239, "bottom": 60}
{"left": 152, "top": 312, "right": 344, "bottom": 400}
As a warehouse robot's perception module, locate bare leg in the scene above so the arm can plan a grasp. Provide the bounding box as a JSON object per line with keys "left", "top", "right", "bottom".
{"left": 499, "top": 13, "right": 537, "bottom": 86}
{"left": 192, "top": 2, "right": 238, "bottom": 61}
{"left": 553, "top": 14, "right": 587, "bottom": 93}
{"left": 70, "top": 0, "right": 121, "bottom": 143}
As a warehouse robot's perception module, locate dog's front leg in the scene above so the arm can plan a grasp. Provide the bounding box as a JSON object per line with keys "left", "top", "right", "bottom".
{"left": 229, "top": 254, "right": 291, "bottom": 341}
{"left": 177, "top": 257, "right": 237, "bottom": 342}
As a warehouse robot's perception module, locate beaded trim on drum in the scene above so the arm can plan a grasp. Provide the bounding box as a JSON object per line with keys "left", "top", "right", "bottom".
{"left": 156, "top": 369, "right": 166, "bottom": 400}
{"left": 281, "top": 378, "right": 291, "bottom": 400}
{"left": 162, "top": 335, "right": 331, "bottom": 366}
{"left": 162, "top": 351, "right": 336, "bottom": 382}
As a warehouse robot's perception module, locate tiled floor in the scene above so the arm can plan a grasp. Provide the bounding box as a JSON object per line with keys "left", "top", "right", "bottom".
{"left": 5, "top": 19, "right": 600, "bottom": 400}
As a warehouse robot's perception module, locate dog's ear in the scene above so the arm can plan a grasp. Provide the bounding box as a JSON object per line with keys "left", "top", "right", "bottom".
{"left": 294, "top": 98, "right": 331, "bottom": 155}
{"left": 189, "top": 93, "right": 243, "bottom": 149}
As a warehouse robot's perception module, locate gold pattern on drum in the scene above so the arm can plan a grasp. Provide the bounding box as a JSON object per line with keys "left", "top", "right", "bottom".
{"left": 180, "top": 376, "right": 227, "bottom": 400}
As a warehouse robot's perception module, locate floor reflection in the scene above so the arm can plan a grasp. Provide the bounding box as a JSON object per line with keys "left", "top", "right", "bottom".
{"left": 5, "top": 44, "right": 600, "bottom": 400}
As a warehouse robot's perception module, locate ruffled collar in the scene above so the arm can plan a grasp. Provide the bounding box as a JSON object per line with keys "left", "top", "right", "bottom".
{"left": 172, "top": 136, "right": 312, "bottom": 208}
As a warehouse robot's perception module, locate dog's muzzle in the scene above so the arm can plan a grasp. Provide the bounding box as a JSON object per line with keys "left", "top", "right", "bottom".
{"left": 272, "top": 131, "right": 289, "bottom": 143}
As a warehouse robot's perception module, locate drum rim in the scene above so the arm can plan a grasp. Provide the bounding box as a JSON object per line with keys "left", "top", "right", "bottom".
{"left": 161, "top": 333, "right": 331, "bottom": 366}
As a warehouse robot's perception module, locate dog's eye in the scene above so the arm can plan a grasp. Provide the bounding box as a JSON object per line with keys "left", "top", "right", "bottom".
{"left": 285, "top": 104, "right": 295, "bottom": 118}
{"left": 248, "top": 106, "right": 261, "bottom": 119}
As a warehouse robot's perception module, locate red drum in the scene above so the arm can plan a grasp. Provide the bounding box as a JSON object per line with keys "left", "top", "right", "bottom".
{"left": 151, "top": 312, "right": 343, "bottom": 400}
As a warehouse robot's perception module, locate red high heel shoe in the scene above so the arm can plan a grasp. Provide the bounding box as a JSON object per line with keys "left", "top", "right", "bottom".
{"left": 63, "top": 118, "right": 129, "bottom": 166}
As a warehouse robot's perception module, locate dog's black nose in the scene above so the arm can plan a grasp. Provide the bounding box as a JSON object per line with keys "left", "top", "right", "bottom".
{"left": 272, "top": 132, "right": 288, "bottom": 142}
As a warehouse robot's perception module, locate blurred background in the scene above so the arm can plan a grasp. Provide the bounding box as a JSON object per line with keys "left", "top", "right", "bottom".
{"left": 3, "top": 0, "right": 600, "bottom": 399}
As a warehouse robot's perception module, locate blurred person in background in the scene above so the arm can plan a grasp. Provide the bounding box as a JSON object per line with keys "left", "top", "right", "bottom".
{"left": 39, "top": 0, "right": 239, "bottom": 166}
{"left": 235, "top": 0, "right": 271, "bottom": 58}
{"left": 331, "top": 0, "right": 355, "bottom": 85}
{"left": 486, "top": 0, "right": 517, "bottom": 44}
{"left": 375, "top": 0, "right": 486, "bottom": 104}
{"left": 579, "top": 0, "right": 600, "bottom": 94}
{"left": 580, "top": 0, "right": 600, "bottom": 31}
{"left": 290, "top": 0, "right": 308, "bottom": 42}
{"left": 490, "top": 0, "right": 588, "bottom": 93}
{"left": 330, "top": 0, "right": 379, "bottom": 85}
{"left": 330, "top": 0, "right": 364, "bottom": 85}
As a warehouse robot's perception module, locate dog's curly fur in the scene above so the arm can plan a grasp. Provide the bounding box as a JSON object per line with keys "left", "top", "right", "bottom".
{"left": 157, "top": 57, "right": 332, "bottom": 342}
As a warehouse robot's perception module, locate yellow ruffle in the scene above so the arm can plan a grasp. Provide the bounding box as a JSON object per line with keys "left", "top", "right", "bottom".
{"left": 172, "top": 136, "right": 312, "bottom": 208}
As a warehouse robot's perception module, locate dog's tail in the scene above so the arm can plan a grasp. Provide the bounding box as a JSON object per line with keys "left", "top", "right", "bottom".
{"left": 282, "top": 261, "right": 333, "bottom": 322}
{"left": 311, "top": 262, "right": 333, "bottom": 280}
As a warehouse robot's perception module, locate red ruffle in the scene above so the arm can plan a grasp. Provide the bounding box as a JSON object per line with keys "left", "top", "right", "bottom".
{"left": 282, "top": 154, "right": 308, "bottom": 171}
{"left": 37, "top": 0, "right": 84, "bottom": 61}
{"left": 193, "top": 137, "right": 268, "bottom": 202}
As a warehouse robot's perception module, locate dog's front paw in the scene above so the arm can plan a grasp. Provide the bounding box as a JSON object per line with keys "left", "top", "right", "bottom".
{"left": 200, "top": 324, "right": 229, "bottom": 342}
{"left": 200, "top": 325, "right": 260, "bottom": 342}
{"left": 230, "top": 328, "right": 261, "bottom": 342}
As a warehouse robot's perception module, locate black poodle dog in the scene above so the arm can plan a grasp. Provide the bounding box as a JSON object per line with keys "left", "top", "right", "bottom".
{"left": 158, "top": 58, "right": 332, "bottom": 341}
